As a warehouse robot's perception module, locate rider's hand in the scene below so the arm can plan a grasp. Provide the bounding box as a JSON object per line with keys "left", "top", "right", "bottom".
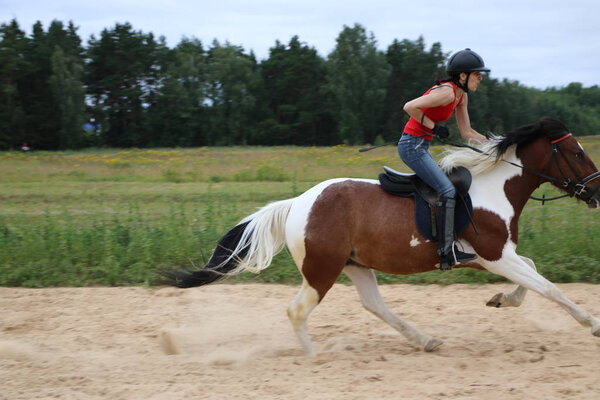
{"left": 433, "top": 124, "right": 450, "bottom": 139}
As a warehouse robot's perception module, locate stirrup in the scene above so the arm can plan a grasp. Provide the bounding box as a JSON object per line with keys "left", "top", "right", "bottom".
{"left": 439, "top": 245, "right": 477, "bottom": 270}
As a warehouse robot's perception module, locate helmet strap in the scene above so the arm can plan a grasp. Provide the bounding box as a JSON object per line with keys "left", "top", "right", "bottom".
{"left": 455, "top": 72, "right": 470, "bottom": 93}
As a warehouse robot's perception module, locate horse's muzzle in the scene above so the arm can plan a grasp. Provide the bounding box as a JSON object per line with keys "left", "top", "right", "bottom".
{"left": 584, "top": 185, "right": 600, "bottom": 209}
{"left": 578, "top": 174, "right": 600, "bottom": 209}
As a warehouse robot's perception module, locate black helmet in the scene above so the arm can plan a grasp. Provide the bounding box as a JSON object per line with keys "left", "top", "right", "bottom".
{"left": 447, "top": 48, "right": 490, "bottom": 74}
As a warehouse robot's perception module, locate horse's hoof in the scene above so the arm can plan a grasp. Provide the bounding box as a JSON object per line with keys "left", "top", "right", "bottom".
{"left": 486, "top": 293, "right": 503, "bottom": 308}
{"left": 424, "top": 338, "right": 444, "bottom": 352}
{"left": 592, "top": 324, "right": 600, "bottom": 337}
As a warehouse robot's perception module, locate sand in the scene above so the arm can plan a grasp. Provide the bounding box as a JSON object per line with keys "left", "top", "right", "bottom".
{"left": 1, "top": 283, "right": 600, "bottom": 400}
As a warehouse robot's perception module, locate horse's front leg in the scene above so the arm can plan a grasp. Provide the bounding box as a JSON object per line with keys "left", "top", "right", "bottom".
{"left": 486, "top": 256, "right": 535, "bottom": 308}
{"left": 481, "top": 250, "right": 600, "bottom": 337}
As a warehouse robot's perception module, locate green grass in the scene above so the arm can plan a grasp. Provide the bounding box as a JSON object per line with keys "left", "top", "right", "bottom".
{"left": 0, "top": 139, "right": 599, "bottom": 287}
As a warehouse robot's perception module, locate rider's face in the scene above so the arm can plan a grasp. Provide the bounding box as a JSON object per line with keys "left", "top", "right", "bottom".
{"left": 461, "top": 71, "right": 483, "bottom": 92}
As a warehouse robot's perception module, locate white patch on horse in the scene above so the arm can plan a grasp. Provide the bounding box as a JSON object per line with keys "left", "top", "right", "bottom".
{"left": 288, "top": 281, "right": 320, "bottom": 356}
{"left": 468, "top": 146, "right": 522, "bottom": 242}
{"left": 410, "top": 235, "right": 421, "bottom": 247}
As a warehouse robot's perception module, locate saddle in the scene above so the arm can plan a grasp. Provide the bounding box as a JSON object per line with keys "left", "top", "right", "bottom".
{"left": 378, "top": 166, "right": 474, "bottom": 241}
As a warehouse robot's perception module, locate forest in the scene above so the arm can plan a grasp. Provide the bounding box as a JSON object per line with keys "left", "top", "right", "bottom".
{"left": 1, "top": 19, "right": 599, "bottom": 150}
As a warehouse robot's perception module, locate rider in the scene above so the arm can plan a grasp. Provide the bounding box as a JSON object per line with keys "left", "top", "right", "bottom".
{"left": 399, "top": 48, "right": 490, "bottom": 270}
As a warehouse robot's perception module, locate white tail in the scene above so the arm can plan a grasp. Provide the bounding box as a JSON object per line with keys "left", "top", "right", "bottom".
{"left": 225, "top": 198, "right": 294, "bottom": 274}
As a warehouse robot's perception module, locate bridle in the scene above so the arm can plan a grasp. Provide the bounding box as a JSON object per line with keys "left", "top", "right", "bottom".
{"left": 528, "top": 133, "right": 600, "bottom": 204}
{"left": 448, "top": 133, "right": 600, "bottom": 205}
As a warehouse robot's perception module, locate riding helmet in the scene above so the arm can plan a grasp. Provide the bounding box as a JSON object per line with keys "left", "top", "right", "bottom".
{"left": 447, "top": 48, "right": 491, "bottom": 74}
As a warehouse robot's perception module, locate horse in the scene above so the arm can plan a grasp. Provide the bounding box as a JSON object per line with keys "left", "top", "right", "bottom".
{"left": 163, "top": 116, "right": 600, "bottom": 355}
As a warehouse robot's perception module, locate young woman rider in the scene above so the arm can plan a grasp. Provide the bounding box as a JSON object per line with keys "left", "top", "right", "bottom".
{"left": 399, "top": 48, "right": 490, "bottom": 270}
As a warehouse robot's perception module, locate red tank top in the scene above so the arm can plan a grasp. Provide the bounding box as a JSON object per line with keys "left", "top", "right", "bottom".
{"left": 404, "top": 81, "right": 463, "bottom": 141}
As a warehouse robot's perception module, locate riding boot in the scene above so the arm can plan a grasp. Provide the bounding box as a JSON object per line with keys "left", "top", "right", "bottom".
{"left": 436, "top": 197, "right": 477, "bottom": 270}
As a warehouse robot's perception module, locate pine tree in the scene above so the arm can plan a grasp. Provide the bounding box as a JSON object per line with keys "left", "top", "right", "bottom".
{"left": 86, "top": 23, "right": 166, "bottom": 147}
{"left": 326, "top": 24, "right": 389, "bottom": 144}
{"left": 0, "top": 19, "right": 29, "bottom": 149}
{"left": 204, "top": 40, "right": 258, "bottom": 145}
{"left": 258, "top": 36, "right": 336, "bottom": 145}
{"left": 49, "top": 46, "right": 86, "bottom": 149}
{"left": 145, "top": 38, "right": 207, "bottom": 146}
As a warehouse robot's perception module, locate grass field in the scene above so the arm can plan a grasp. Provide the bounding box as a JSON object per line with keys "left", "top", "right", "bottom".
{"left": 1, "top": 138, "right": 599, "bottom": 287}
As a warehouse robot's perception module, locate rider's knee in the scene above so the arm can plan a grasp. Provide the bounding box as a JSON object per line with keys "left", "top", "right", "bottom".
{"left": 439, "top": 186, "right": 456, "bottom": 199}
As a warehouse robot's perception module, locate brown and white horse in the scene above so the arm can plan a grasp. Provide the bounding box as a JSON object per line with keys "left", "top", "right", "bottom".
{"left": 164, "top": 117, "right": 600, "bottom": 355}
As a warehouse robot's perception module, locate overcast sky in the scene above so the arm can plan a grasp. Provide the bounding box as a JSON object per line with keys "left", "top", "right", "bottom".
{"left": 2, "top": 0, "right": 599, "bottom": 89}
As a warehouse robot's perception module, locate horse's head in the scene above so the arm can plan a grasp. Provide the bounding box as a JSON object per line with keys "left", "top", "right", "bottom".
{"left": 496, "top": 117, "right": 600, "bottom": 208}
{"left": 530, "top": 117, "right": 600, "bottom": 208}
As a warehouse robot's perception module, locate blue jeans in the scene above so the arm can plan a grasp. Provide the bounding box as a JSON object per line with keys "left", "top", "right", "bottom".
{"left": 398, "top": 133, "right": 456, "bottom": 198}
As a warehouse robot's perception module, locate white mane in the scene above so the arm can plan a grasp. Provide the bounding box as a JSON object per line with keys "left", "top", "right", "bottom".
{"left": 439, "top": 137, "right": 509, "bottom": 176}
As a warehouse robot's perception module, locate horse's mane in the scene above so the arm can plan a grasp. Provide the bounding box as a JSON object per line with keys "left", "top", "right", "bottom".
{"left": 440, "top": 116, "right": 570, "bottom": 176}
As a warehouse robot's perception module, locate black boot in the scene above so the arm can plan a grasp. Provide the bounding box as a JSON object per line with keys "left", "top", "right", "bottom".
{"left": 436, "top": 197, "right": 477, "bottom": 270}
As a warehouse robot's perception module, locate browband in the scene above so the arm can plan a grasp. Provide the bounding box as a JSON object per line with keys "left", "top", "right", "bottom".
{"left": 551, "top": 133, "right": 573, "bottom": 144}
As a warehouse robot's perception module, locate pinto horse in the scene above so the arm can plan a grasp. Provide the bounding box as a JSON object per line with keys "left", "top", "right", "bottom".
{"left": 163, "top": 116, "right": 600, "bottom": 355}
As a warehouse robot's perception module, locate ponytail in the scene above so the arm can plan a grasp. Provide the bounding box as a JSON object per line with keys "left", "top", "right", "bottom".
{"left": 434, "top": 78, "right": 453, "bottom": 86}
{"left": 436, "top": 72, "right": 469, "bottom": 93}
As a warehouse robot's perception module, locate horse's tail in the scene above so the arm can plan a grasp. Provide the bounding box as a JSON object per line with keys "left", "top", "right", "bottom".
{"left": 162, "top": 198, "right": 294, "bottom": 288}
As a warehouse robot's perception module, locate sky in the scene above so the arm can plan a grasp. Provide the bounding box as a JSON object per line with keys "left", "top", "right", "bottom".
{"left": 2, "top": 0, "right": 599, "bottom": 89}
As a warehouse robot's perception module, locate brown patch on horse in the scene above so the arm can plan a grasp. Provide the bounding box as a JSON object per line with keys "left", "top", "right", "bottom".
{"left": 302, "top": 181, "right": 439, "bottom": 300}
{"left": 459, "top": 209, "right": 508, "bottom": 262}
{"left": 300, "top": 181, "right": 355, "bottom": 300}
{"left": 503, "top": 174, "right": 539, "bottom": 244}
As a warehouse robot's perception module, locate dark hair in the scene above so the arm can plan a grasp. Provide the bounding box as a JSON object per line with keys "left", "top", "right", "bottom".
{"left": 435, "top": 73, "right": 462, "bottom": 87}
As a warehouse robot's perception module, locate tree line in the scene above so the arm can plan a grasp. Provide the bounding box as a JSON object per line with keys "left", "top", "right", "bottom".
{"left": 1, "top": 19, "right": 599, "bottom": 150}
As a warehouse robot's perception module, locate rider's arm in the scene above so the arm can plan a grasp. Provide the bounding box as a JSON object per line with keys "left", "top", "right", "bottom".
{"left": 455, "top": 94, "right": 488, "bottom": 144}
{"left": 403, "top": 86, "right": 455, "bottom": 130}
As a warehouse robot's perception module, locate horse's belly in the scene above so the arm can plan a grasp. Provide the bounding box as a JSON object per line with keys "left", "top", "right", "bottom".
{"left": 352, "top": 232, "right": 440, "bottom": 274}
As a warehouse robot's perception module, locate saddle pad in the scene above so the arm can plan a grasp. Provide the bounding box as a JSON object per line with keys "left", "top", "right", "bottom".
{"left": 415, "top": 194, "right": 473, "bottom": 242}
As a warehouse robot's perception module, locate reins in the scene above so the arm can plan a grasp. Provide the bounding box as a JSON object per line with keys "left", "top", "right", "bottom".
{"left": 443, "top": 133, "right": 600, "bottom": 204}
{"left": 357, "top": 132, "right": 600, "bottom": 205}
{"left": 441, "top": 140, "right": 565, "bottom": 203}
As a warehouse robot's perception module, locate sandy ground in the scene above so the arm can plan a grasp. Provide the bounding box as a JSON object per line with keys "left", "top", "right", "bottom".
{"left": 1, "top": 283, "right": 600, "bottom": 400}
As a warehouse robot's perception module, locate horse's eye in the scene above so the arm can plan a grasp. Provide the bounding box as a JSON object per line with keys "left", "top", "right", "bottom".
{"left": 575, "top": 152, "right": 584, "bottom": 161}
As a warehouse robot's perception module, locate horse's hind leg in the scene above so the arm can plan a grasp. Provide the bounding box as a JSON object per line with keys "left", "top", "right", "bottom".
{"left": 344, "top": 264, "right": 443, "bottom": 352}
{"left": 486, "top": 256, "right": 536, "bottom": 308}
{"left": 287, "top": 280, "right": 321, "bottom": 356}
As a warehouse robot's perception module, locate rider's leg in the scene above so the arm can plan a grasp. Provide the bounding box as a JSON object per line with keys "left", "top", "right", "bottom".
{"left": 436, "top": 196, "right": 477, "bottom": 269}
{"left": 398, "top": 134, "right": 476, "bottom": 269}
